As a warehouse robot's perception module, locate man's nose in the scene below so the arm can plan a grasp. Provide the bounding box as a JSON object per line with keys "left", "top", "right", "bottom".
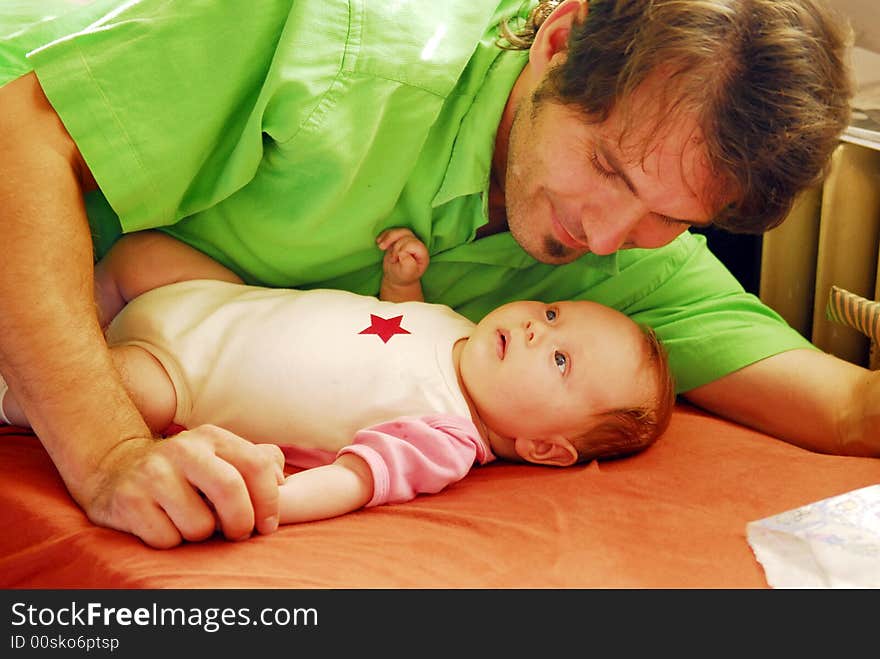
{"left": 584, "top": 201, "right": 648, "bottom": 255}
{"left": 582, "top": 195, "right": 651, "bottom": 256}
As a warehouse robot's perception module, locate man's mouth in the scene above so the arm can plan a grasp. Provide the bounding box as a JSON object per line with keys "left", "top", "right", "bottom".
{"left": 496, "top": 329, "right": 508, "bottom": 360}
{"left": 550, "top": 209, "right": 589, "bottom": 250}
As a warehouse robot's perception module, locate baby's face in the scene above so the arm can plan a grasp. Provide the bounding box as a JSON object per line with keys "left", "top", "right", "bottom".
{"left": 459, "top": 300, "right": 656, "bottom": 441}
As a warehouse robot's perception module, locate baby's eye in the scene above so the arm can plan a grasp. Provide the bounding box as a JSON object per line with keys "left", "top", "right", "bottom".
{"left": 554, "top": 351, "right": 568, "bottom": 374}
{"left": 545, "top": 308, "right": 557, "bottom": 322}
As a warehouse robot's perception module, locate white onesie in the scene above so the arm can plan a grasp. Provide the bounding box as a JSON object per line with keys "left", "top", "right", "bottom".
{"left": 104, "top": 281, "right": 494, "bottom": 505}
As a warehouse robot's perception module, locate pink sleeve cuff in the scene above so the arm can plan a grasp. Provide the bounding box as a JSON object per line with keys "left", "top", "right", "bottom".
{"left": 338, "top": 414, "right": 494, "bottom": 507}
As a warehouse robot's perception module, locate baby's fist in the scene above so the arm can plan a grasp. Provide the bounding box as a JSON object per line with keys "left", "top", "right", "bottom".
{"left": 377, "top": 228, "right": 429, "bottom": 286}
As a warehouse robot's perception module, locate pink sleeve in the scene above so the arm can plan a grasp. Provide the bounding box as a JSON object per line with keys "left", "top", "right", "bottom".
{"left": 338, "top": 414, "right": 495, "bottom": 507}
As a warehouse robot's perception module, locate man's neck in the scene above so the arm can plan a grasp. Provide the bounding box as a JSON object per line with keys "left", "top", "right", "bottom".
{"left": 479, "top": 59, "right": 530, "bottom": 239}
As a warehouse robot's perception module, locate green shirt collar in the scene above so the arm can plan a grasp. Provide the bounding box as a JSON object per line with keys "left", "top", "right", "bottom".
{"left": 431, "top": 47, "right": 526, "bottom": 210}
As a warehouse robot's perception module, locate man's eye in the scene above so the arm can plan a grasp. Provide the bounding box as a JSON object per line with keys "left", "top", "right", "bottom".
{"left": 659, "top": 215, "right": 687, "bottom": 228}
{"left": 554, "top": 351, "right": 568, "bottom": 374}
{"left": 545, "top": 308, "right": 557, "bottom": 322}
{"left": 590, "top": 151, "right": 617, "bottom": 181}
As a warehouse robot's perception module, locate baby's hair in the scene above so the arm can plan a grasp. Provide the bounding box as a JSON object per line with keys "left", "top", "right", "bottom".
{"left": 571, "top": 325, "right": 675, "bottom": 463}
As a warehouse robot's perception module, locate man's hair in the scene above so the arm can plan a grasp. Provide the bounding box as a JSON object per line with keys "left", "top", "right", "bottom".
{"left": 499, "top": 0, "right": 854, "bottom": 233}
{"left": 570, "top": 325, "right": 675, "bottom": 463}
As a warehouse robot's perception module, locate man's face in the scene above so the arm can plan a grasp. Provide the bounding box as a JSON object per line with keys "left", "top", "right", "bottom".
{"left": 499, "top": 70, "right": 724, "bottom": 263}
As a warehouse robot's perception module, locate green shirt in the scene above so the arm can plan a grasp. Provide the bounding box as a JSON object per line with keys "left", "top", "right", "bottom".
{"left": 1, "top": 0, "right": 813, "bottom": 392}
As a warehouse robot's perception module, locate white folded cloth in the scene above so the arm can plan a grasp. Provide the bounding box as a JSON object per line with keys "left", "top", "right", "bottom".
{"left": 746, "top": 484, "right": 880, "bottom": 588}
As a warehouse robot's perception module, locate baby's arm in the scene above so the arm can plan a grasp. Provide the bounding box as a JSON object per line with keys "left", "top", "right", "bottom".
{"left": 273, "top": 415, "right": 486, "bottom": 524}
{"left": 278, "top": 454, "right": 373, "bottom": 524}
{"left": 95, "top": 230, "right": 244, "bottom": 327}
{"left": 376, "top": 228, "right": 429, "bottom": 303}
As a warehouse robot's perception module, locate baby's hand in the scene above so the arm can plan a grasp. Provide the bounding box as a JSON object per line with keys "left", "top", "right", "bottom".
{"left": 376, "top": 228, "right": 429, "bottom": 288}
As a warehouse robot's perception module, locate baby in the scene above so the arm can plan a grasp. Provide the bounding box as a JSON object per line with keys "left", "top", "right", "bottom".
{"left": 0, "top": 229, "right": 675, "bottom": 524}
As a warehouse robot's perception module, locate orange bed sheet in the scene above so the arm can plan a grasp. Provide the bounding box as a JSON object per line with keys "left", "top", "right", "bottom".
{"left": 2, "top": 402, "right": 879, "bottom": 589}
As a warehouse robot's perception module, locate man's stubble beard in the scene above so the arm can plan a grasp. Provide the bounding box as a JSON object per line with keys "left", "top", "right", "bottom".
{"left": 504, "top": 164, "right": 582, "bottom": 265}
{"left": 503, "top": 93, "right": 584, "bottom": 266}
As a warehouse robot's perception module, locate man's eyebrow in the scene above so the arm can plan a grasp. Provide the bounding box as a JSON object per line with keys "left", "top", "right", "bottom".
{"left": 600, "top": 146, "right": 714, "bottom": 228}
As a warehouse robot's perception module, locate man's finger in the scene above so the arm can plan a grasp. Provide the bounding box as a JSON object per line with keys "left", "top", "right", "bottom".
{"left": 103, "top": 486, "right": 185, "bottom": 549}
{"left": 237, "top": 442, "right": 284, "bottom": 536}
{"left": 178, "top": 425, "right": 283, "bottom": 540}
{"left": 151, "top": 470, "right": 219, "bottom": 542}
{"left": 183, "top": 451, "right": 254, "bottom": 541}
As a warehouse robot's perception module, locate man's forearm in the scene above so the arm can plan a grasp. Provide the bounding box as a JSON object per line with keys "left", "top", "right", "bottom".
{"left": 0, "top": 73, "right": 152, "bottom": 506}
{"left": 0, "top": 74, "right": 284, "bottom": 549}
{"left": 684, "top": 348, "right": 877, "bottom": 457}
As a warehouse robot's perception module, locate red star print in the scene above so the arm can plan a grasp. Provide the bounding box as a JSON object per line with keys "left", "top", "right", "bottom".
{"left": 358, "top": 314, "right": 411, "bottom": 343}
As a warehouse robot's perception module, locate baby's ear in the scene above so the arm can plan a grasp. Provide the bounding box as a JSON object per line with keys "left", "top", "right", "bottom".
{"left": 514, "top": 436, "right": 578, "bottom": 467}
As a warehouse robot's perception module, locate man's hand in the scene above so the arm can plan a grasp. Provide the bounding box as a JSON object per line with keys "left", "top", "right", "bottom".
{"left": 841, "top": 367, "right": 880, "bottom": 457}
{"left": 376, "top": 227, "right": 429, "bottom": 303}
{"left": 85, "top": 425, "right": 285, "bottom": 548}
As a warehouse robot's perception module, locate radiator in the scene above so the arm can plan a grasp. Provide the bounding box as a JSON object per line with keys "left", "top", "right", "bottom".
{"left": 759, "top": 140, "right": 880, "bottom": 369}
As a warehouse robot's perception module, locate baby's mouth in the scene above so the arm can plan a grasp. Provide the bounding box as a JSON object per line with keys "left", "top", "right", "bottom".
{"left": 496, "top": 329, "right": 508, "bottom": 360}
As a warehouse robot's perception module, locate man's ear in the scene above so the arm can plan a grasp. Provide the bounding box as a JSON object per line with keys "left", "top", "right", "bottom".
{"left": 529, "top": 0, "right": 589, "bottom": 72}
{"left": 514, "top": 435, "right": 579, "bottom": 467}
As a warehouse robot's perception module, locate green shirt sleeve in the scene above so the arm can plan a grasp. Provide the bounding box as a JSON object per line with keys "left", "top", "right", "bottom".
{"left": 27, "top": 0, "right": 298, "bottom": 233}
{"left": 1, "top": 0, "right": 114, "bottom": 82}
{"left": 618, "top": 235, "right": 816, "bottom": 392}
